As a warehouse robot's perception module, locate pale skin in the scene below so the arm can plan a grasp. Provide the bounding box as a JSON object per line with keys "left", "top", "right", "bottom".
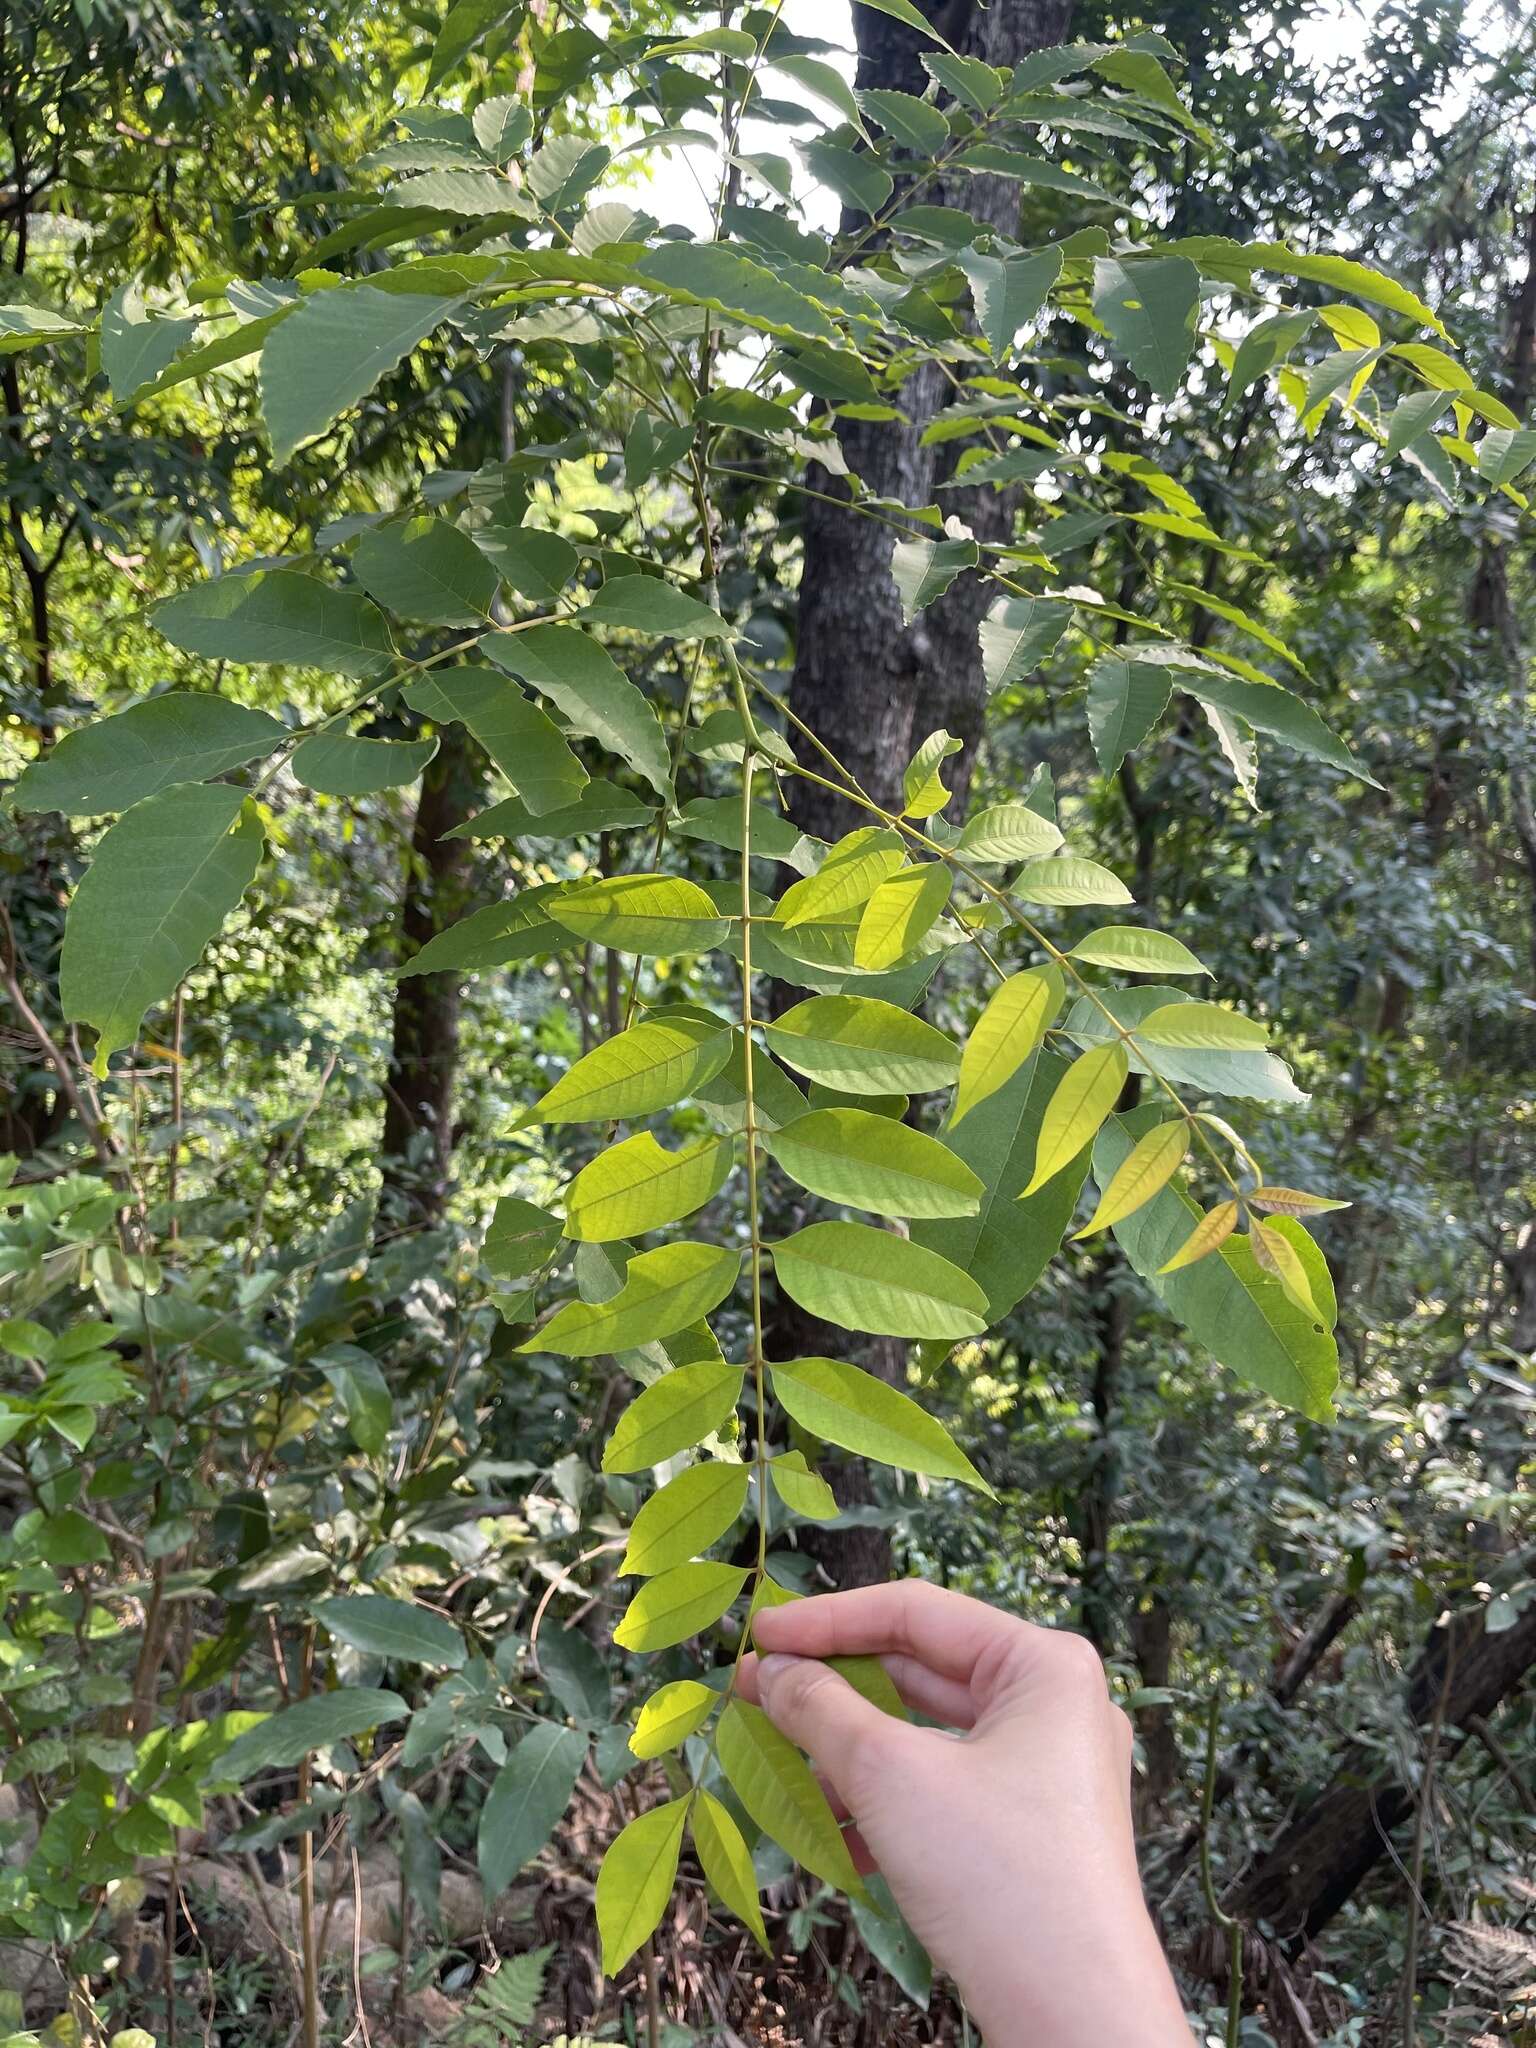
{"left": 737, "top": 1581, "right": 1194, "bottom": 2048}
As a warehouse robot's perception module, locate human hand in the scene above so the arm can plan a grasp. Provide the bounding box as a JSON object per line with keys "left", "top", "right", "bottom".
{"left": 738, "top": 1581, "right": 1192, "bottom": 2047}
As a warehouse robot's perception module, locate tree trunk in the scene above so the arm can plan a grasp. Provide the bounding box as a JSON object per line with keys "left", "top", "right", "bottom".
{"left": 379, "top": 731, "right": 479, "bottom": 1227}
{"left": 1225, "top": 1584, "right": 1536, "bottom": 1940}
{"left": 777, "top": 0, "right": 1074, "bottom": 1587}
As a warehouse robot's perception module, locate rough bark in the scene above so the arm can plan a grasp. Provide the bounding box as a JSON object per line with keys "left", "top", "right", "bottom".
{"left": 1225, "top": 1585, "right": 1536, "bottom": 1940}
{"left": 379, "top": 731, "right": 479, "bottom": 1227}
{"left": 776, "top": 0, "right": 1074, "bottom": 1587}
{"left": 786, "top": 0, "right": 1074, "bottom": 838}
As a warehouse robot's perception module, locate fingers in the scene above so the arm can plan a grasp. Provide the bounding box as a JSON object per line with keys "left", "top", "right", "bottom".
{"left": 752, "top": 1580, "right": 1059, "bottom": 1710}
{"left": 739, "top": 1648, "right": 976, "bottom": 1731}
{"left": 753, "top": 1652, "right": 907, "bottom": 1798}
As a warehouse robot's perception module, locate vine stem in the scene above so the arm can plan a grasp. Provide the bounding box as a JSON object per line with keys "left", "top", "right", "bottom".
{"left": 735, "top": 722, "right": 771, "bottom": 1613}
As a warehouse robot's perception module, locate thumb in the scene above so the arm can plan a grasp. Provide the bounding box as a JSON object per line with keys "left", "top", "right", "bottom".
{"left": 756, "top": 1653, "right": 898, "bottom": 1795}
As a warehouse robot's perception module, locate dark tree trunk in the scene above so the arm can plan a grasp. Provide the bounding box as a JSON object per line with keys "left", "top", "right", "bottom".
{"left": 777, "top": 0, "right": 1074, "bottom": 1587}
{"left": 379, "top": 730, "right": 480, "bottom": 1227}
{"left": 1226, "top": 1586, "right": 1536, "bottom": 1940}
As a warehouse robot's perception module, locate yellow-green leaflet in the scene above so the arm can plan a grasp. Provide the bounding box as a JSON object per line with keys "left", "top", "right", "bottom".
{"left": 853, "top": 863, "right": 953, "bottom": 969}
{"left": 596, "top": 1794, "right": 688, "bottom": 1976}
{"left": 621, "top": 1461, "right": 749, "bottom": 1575}
{"left": 770, "top": 1355, "right": 992, "bottom": 1492}
{"left": 629, "top": 1680, "right": 716, "bottom": 1760}
{"left": 902, "top": 728, "right": 962, "bottom": 816}
{"left": 1074, "top": 1119, "right": 1189, "bottom": 1238}
{"left": 951, "top": 966, "right": 1064, "bottom": 1126}
{"left": 604, "top": 1360, "right": 744, "bottom": 1473}
{"left": 1021, "top": 1042, "right": 1128, "bottom": 1196}
{"left": 1158, "top": 1198, "right": 1239, "bottom": 1273}
{"left": 1014, "top": 855, "right": 1133, "bottom": 906}
{"left": 1251, "top": 1216, "right": 1321, "bottom": 1319}
{"left": 532, "top": 1014, "right": 731, "bottom": 1123}
{"left": 1248, "top": 1185, "right": 1350, "bottom": 1216}
{"left": 1137, "top": 1000, "right": 1268, "bottom": 1049}
{"left": 1069, "top": 925, "right": 1210, "bottom": 976}
{"left": 775, "top": 827, "right": 905, "bottom": 927}
{"left": 564, "top": 1132, "right": 734, "bottom": 1242}
{"left": 765, "top": 994, "right": 960, "bottom": 1095}
{"left": 764, "top": 1108, "right": 982, "bottom": 1219}
{"left": 771, "top": 1221, "right": 988, "bottom": 1339}
{"left": 521, "top": 1240, "right": 740, "bottom": 1357}
{"left": 691, "top": 1789, "right": 769, "bottom": 1952}
{"left": 955, "top": 802, "right": 1062, "bottom": 862}
{"left": 769, "top": 1451, "right": 838, "bottom": 1520}
{"left": 612, "top": 1561, "right": 748, "bottom": 1651}
{"left": 550, "top": 872, "right": 730, "bottom": 954}
{"left": 715, "top": 1699, "right": 868, "bottom": 1900}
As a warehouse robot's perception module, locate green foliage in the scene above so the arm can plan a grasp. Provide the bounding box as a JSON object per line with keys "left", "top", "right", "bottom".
{"left": 6, "top": 3, "right": 1532, "bottom": 2027}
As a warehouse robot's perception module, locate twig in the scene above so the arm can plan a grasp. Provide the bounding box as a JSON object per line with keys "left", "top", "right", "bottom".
{"left": 1199, "top": 1692, "right": 1244, "bottom": 2048}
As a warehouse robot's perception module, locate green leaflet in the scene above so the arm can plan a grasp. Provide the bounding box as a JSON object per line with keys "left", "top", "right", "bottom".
{"left": 715, "top": 1699, "right": 867, "bottom": 1899}
{"left": 1070, "top": 926, "right": 1210, "bottom": 977}
{"left": 1091, "top": 255, "right": 1201, "bottom": 399}
{"left": 565, "top": 1132, "right": 734, "bottom": 1242}
{"left": 312, "top": 1595, "right": 466, "bottom": 1669}
{"left": 956, "top": 803, "right": 1063, "bottom": 863}
{"left": 60, "top": 785, "right": 265, "bottom": 1075}
{"left": 484, "top": 1195, "right": 564, "bottom": 1281}
{"left": 13, "top": 694, "right": 286, "bottom": 816}
{"left": 1139, "top": 1000, "right": 1268, "bottom": 1050}
{"left": 764, "top": 995, "right": 960, "bottom": 1096}
{"left": 1023, "top": 1043, "right": 1129, "bottom": 1195}
{"left": 521, "top": 1241, "right": 740, "bottom": 1358}
{"left": 958, "top": 245, "right": 1062, "bottom": 359}
{"left": 473, "top": 525, "right": 579, "bottom": 603}
{"left": 596, "top": 1795, "right": 688, "bottom": 1976}
{"left": 260, "top": 282, "right": 465, "bottom": 463}
{"left": 902, "top": 733, "right": 962, "bottom": 819}
{"left": 1061, "top": 987, "right": 1306, "bottom": 1107}
{"left": 621, "top": 1461, "right": 749, "bottom": 1575}
{"left": 856, "top": 87, "right": 950, "bottom": 154}
{"left": 764, "top": 1108, "right": 982, "bottom": 1219}
{"left": 534, "top": 1014, "right": 733, "bottom": 1124}
{"left": 692, "top": 1789, "right": 769, "bottom": 1952}
{"left": 351, "top": 515, "right": 499, "bottom": 625}
{"left": 1085, "top": 649, "right": 1176, "bottom": 772}
{"left": 291, "top": 732, "right": 439, "bottom": 796}
{"left": 1014, "top": 856, "right": 1133, "bottom": 907}
{"left": 951, "top": 967, "right": 1065, "bottom": 1127}
{"left": 632, "top": 242, "right": 842, "bottom": 346}
{"left": 891, "top": 535, "right": 979, "bottom": 624}
{"left": 603, "top": 1360, "right": 745, "bottom": 1473}
{"left": 448, "top": 782, "right": 654, "bottom": 843}
{"left": 100, "top": 283, "right": 200, "bottom": 399}
{"left": 629, "top": 1680, "right": 715, "bottom": 1759}
{"left": 917, "top": 1048, "right": 1089, "bottom": 1320}
{"left": 770, "top": 1356, "right": 991, "bottom": 1491}
{"left": 399, "top": 886, "right": 570, "bottom": 977}
{"left": 612, "top": 1561, "right": 748, "bottom": 1651}
{"left": 776, "top": 827, "right": 905, "bottom": 928}
{"left": 478, "top": 1724, "right": 589, "bottom": 1897}
{"left": 405, "top": 668, "right": 589, "bottom": 816}
{"left": 216, "top": 1689, "right": 408, "bottom": 1781}
{"left": 154, "top": 569, "right": 393, "bottom": 676}
{"left": 1094, "top": 1111, "right": 1339, "bottom": 1420}
{"left": 979, "top": 594, "right": 1072, "bottom": 692}
{"left": 316, "top": 1345, "right": 392, "bottom": 1455}
{"left": 855, "top": 865, "right": 953, "bottom": 970}
{"left": 580, "top": 579, "right": 729, "bottom": 638}
{"left": 771, "top": 1220, "right": 988, "bottom": 1340}
{"left": 483, "top": 624, "right": 670, "bottom": 796}
{"left": 1074, "top": 1119, "right": 1189, "bottom": 1238}
{"left": 551, "top": 874, "right": 729, "bottom": 954}
{"left": 769, "top": 1452, "right": 839, "bottom": 1521}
